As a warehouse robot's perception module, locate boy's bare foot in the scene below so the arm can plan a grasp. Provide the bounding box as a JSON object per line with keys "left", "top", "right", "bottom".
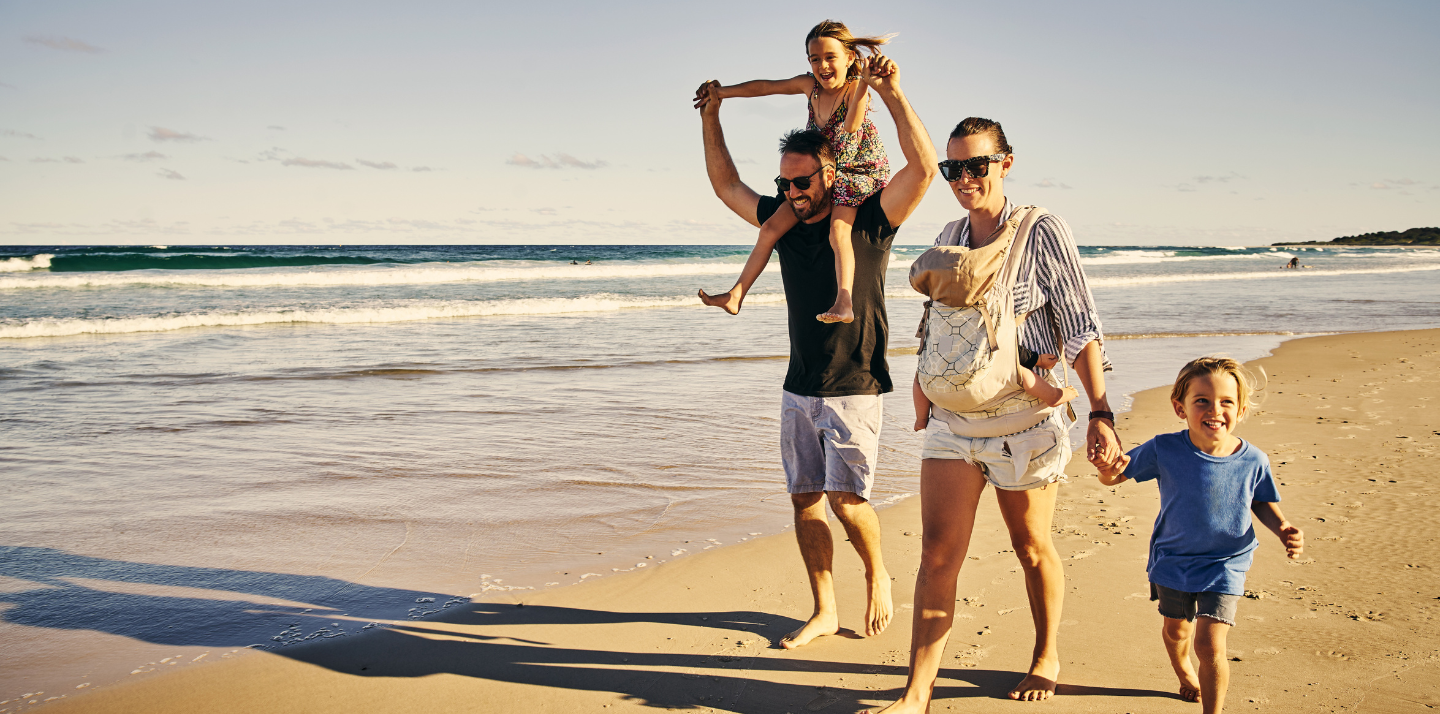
{"left": 1044, "top": 385, "right": 1079, "bottom": 408}
{"left": 780, "top": 611, "right": 839, "bottom": 649}
{"left": 1175, "top": 663, "right": 1202, "bottom": 702}
{"left": 865, "top": 571, "right": 893, "bottom": 637}
{"left": 1008, "top": 657, "right": 1060, "bottom": 701}
{"left": 698, "top": 287, "right": 742, "bottom": 315}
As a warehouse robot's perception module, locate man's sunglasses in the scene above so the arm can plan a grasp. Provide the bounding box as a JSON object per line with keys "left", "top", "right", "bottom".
{"left": 774, "top": 165, "right": 833, "bottom": 193}
{"left": 938, "top": 154, "right": 1008, "bottom": 182}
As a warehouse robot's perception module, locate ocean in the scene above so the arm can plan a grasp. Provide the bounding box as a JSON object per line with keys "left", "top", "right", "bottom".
{"left": 2, "top": 242, "right": 1439, "bottom": 699}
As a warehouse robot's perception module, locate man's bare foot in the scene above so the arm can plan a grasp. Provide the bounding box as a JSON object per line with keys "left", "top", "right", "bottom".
{"left": 1008, "top": 657, "right": 1060, "bottom": 701}
{"left": 780, "top": 611, "right": 838, "bottom": 649}
{"left": 698, "top": 287, "right": 742, "bottom": 315}
{"left": 865, "top": 571, "right": 893, "bottom": 637}
{"left": 1175, "top": 666, "right": 1202, "bottom": 703}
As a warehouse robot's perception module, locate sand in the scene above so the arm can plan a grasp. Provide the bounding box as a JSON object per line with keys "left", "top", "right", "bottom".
{"left": 24, "top": 329, "right": 1440, "bottom": 713}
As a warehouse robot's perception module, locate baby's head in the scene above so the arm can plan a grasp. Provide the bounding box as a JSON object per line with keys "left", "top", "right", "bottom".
{"left": 1170, "top": 356, "right": 1256, "bottom": 438}
{"left": 804, "top": 20, "right": 892, "bottom": 89}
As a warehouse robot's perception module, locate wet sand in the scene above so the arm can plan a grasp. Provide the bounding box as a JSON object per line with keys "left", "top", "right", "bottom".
{"left": 26, "top": 329, "right": 1440, "bottom": 713}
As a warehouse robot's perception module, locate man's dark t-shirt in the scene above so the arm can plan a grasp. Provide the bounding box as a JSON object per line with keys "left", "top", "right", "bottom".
{"left": 757, "top": 191, "right": 897, "bottom": 397}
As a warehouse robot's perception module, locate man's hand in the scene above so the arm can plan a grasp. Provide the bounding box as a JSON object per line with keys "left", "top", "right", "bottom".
{"left": 1278, "top": 522, "right": 1305, "bottom": 559}
{"left": 694, "top": 80, "right": 720, "bottom": 111}
{"left": 1086, "top": 417, "right": 1121, "bottom": 468}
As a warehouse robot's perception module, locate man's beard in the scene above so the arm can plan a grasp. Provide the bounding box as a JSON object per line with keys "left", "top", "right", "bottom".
{"left": 789, "top": 190, "right": 833, "bottom": 222}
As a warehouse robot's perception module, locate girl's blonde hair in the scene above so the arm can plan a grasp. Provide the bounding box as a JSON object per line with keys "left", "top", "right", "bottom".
{"left": 1171, "top": 355, "right": 1257, "bottom": 414}
{"left": 804, "top": 20, "right": 894, "bottom": 78}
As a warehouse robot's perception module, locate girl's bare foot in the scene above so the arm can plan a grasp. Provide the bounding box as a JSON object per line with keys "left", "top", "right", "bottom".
{"left": 780, "top": 611, "right": 838, "bottom": 649}
{"left": 698, "top": 287, "right": 743, "bottom": 315}
{"left": 1175, "top": 663, "right": 1202, "bottom": 702}
{"left": 817, "top": 293, "right": 855, "bottom": 323}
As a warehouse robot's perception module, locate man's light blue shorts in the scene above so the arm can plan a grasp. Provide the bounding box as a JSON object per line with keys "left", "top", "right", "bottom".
{"left": 780, "top": 390, "right": 882, "bottom": 501}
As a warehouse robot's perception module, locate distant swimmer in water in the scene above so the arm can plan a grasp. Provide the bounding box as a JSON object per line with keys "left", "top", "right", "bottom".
{"left": 585, "top": 260, "right": 593, "bottom": 265}
{"left": 570, "top": 260, "right": 579, "bottom": 265}
{"left": 1284, "top": 257, "right": 1299, "bottom": 269}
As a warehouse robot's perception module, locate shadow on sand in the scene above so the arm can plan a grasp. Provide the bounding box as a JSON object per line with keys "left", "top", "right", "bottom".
{"left": 0, "top": 545, "right": 1175, "bottom": 711}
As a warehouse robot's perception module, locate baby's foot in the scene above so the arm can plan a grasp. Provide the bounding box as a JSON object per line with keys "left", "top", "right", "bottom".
{"left": 1034, "top": 353, "right": 1060, "bottom": 370}
{"left": 817, "top": 295, "right": 855, "bottom": 323}
{"left": 1044, "top": 385, "right": 1079, "bottom": 408}
{"left": 698, "top": 288, "right": 742, "bottom": 315}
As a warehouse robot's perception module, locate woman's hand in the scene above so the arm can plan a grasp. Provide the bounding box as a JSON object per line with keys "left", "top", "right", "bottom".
{"left": 1086, "top": 417, "right": 1121, "bottom": 469}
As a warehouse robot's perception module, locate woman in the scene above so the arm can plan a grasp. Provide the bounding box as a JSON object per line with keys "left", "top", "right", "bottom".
{"left": 877, "top": 118, "right": 1121, "bottom": 712}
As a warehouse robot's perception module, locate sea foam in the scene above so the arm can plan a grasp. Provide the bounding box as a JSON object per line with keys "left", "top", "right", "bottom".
{"left": 0, "top": 254, "right": 53, "bottom": 272}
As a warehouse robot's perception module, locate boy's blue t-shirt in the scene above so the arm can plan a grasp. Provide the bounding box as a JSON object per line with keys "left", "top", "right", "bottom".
{"left": 1126, "top": 431, "right": 1280, "bottom": 596}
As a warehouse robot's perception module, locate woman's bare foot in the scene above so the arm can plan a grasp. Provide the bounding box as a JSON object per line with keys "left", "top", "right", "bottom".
{"left": 1008, "top": 657, "right": 1060, "bottom": 701}
{"left": 698, "top": 287, "right": 743, "bottom": 315}
{"left": 865, "top": 571, "right": 893, "bottom": 637}
{"left": 817, "top": 292, "right": 855, "bottom": 323}
{"left": 873, "top": 696, "right": 929, "bottom": 713}
{"left": 780, "top": 611, "right": 838, "bottom": 649}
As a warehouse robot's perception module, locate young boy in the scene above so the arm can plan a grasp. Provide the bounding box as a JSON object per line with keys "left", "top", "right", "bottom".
{"left": 1096, "top": 356, "right": 1304, "bottom": 713}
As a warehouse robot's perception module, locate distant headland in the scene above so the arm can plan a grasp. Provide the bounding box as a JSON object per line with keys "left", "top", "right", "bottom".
{"left": 1276, "top": 227, "right": 1440, "bottom": 246}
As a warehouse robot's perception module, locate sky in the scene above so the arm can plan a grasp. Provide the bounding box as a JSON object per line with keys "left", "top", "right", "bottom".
{"left": 1, "top": 0, "right": 1437, "bottom": 246}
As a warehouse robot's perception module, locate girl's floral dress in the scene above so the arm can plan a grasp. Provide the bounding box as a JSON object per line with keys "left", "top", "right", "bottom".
{"left": 808, "top": 74, "right": 891, "bottom": 207}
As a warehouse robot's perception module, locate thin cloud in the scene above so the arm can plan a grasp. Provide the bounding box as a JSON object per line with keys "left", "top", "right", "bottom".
{"left": 1034, "top": 178, "right": 1072, "bottom": 189}
{"left": 121, "top": 150, "right": 168, "bottom": 162}
{"left": 1370, "top": 182, "right": 1391, "bottom": 190}
{"left": 30, "top": 156, "right": 84, "bottom": 163}
{"left": 532, "top": 207, "right": 558, "bottom": 215}
{"left": 1371, "top": 177, "right": 1422, "bottom": 190}
{"left": 412, "top": 166, "right": 434, "bottom": 172}
{"left": 0, "top": 81, "right": 16, "bottom": 90}
{"left": 3, "top": 129, "right": 41, "bottom": 139}
{"left": 735, "top": 158, "right": 758, "bottom": 165}
{"left": 1194, "top": 172, "right": 1245, "bottom": 184}
{"left": 356, "top": 159, "right": 397, "bottom": 170}
{"left": 507, "top": 152, "right": 607, "bottom": 169}
{"left": 149, "top": 126, "right": 209, "bottom": 142}
{"left": 267, "top": 125, "right": 285, "bottom": 130}
{"left": 281, "top": 157, "right": 354, "bottom": 170}
{"left": 156, "top": 168, "right": 185, "bottom": 180}
{"left": 1175, "top": 183, "right": 1197, "bottom": 192}
{"left": 25, "top": 36, "right": 104, "bottom": 53}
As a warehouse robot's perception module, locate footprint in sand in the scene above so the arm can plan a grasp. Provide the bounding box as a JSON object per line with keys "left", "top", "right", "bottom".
{"left": 805, "top": 688, "right": 841, "bottom": 711}
{"left": 1253, "top": 646, "right": 1280, "bottom": 655}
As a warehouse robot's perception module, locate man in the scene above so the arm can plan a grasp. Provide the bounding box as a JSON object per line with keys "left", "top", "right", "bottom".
{"left": 695, "top": 54, "right": 936, "bottom": 648}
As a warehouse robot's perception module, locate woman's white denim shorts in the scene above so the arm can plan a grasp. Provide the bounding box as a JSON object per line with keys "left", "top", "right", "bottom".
{"left": 920, "top": 410, "right": 1071, "bottom": 490}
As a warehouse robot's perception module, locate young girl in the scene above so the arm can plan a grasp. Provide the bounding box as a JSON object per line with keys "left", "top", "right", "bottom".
{"left": 1096, "top": 356, "right": 1304, "bottom": 714}
{"left": 695, "top": 19, "right": 893, "bottom": 324}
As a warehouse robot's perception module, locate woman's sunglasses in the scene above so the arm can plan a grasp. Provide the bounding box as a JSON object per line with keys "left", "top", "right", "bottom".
{"left": 774, "top": 165, "right": 833, "bottom": 193}
{"left": 938, "top": 154, "right": 1008, "bottom": 182}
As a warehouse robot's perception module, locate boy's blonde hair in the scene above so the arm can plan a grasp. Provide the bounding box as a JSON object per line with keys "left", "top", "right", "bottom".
{"left": 1171, "top": 355, "right": 1257, "bottom": 414}
{"left": 804, "top": 20, "right": 895, "bottom": 78}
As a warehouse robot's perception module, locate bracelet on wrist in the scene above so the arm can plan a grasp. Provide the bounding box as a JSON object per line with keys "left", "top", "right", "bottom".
{"left": 1088, "top": 410, "right": 1115, "bottom": 423}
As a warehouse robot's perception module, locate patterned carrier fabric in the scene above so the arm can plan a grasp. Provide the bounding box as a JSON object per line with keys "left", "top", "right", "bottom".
{"left": 916, "top": 303, "right": 992, "bottom": 394}
{"left": 807, "top": 75, "right": 890, "bottom": 208}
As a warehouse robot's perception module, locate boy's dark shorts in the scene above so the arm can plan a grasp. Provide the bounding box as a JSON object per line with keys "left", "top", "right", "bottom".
{"left": 1150, "top": 582, "right": 1239, "bottom": 626}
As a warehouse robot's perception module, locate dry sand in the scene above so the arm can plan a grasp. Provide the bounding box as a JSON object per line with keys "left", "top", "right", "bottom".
{"left": 25, "top": 329, "right": 1440, "bottom": 713}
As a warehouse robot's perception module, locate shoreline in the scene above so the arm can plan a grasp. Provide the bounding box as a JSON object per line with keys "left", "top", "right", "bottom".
{"left": 17, "top": 329, "right": 1440, "bottom": 712}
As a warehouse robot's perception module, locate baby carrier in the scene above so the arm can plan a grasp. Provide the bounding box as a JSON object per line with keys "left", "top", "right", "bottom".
{"left": 909, "top": 205, "right": 1075, "bottom": 438}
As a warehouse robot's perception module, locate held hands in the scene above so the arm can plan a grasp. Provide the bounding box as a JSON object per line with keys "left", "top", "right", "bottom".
{"left": 1278, "top": 522, "right": 1305, "bottom": 559}
{"left": 1096, "top": 454, "right": 1130, "bottom": 486}
{"left": 859, "top": 53, "right": 898, "bottom": 91}
{"left": 1086, "top": 417, "right": 1122, "bottom": 468}
{"left": 693, "top": 80, "right": 721, "bottom": 111}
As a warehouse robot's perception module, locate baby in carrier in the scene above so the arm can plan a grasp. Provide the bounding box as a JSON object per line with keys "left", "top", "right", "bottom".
{"left": 908, "top": 207, "right": 1078, "bottom": 431}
